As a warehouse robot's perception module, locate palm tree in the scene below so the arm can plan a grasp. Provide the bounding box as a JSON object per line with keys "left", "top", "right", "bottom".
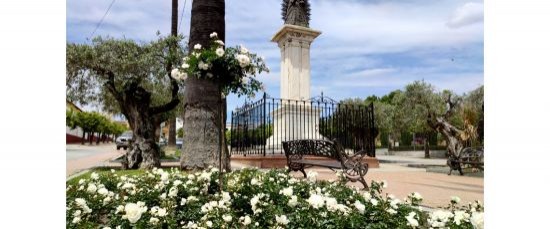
{"left": 180, "top": 0, "right": 227, "bottom": 170}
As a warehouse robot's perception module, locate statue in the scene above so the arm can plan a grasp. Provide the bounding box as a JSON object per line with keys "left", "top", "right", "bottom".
{"left": 282, "top": 0, "right": 311, "bottom": 27}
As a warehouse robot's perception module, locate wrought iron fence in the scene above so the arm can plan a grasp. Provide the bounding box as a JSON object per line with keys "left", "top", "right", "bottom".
{"left": 230, "top": 93, "right": 377, "bottom": 157}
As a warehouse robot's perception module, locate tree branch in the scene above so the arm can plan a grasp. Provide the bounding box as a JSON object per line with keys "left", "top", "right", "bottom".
{"left": 149, "top": 78, "right": 180, "bottom": 115}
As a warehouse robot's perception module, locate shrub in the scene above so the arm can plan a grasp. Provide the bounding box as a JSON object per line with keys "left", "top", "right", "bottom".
{"left": 66, "top": 168, "right": 483, "bottom": 228}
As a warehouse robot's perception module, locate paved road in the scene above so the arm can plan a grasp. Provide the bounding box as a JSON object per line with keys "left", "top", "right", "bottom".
{"left": 66, "top": 143, "right": 124, "bottom": 177}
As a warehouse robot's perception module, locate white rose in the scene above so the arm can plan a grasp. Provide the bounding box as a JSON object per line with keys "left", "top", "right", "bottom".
{"left": 171, "top": 69, "right": 180, "bottom": 79}
{"left": 206, "top": 72, "right": 213, "bottom": 78}
{"left": 239, "top": 45, "right": 249, "bottom": 54}
{"left": 451, "top": 196, "right": 461, "bottom": 204}
{"left": 307, "top": 194, "right": 325, "bottom": 209}
{"left": 180, "top": 198, "right": 187, "bottom": 206}
{"left": 194, "top": 44, "right": 202, "bottom": 50}
{"left": 280, "top": 187, "right": 293, "bottom": 197}
{"left": 168, "top": 187, "right": 178, "bottom": 198}
{"left": 471, "top": 212, "right": 484, "bottom": 229}
{"left": 98, "top": 187, "right": 108, "bottom": 196}
{"left": 250, "top": 178, "right": 259, "bottom": 185}
{"left": 210, "top": 32, "right": 218, "bottom": 38}
{"left": 149, "top": 217, "right": 159, "bottom": 225}
{"left": 215, "top": 48, "right": 224, "bottom": 57}
{"left": 206, "top": 221, "right": 213, "bottom": 227}
{"left": 124, "top": 203, "right": 146, "bottom": 223}
{"left": 215, "top": 40, "right": 224, "bottom": 46}
{"left": 242, "top": 215, "right": 252, "bottom": 225}
{"left": 275, "top": 215, "right": 289, "bottom": 225}
{"left": 86, "top": 184, "right": 97, "bottom": 193}
{"left": 354, "top": 201, "right": 365, "bottom": 214}
{"left": 198, "top": 61, "right": 209, "bottom": 70}
{"left": 406, "top": 212, "right": 419, "bottom": 227}
{"left": 236, "top": 54, "right": 250, "bottom": 67}
{"left": 115, "top": 205, "right": 124, "bottom": 213}
{"left": 157, "top": 208, "right": 167, "bottom": 217}
{"left": 91, "top": 172, "right": 99, "bottom": 180}
{"left": 306, "top": 171, "right": 318, "bottom": 182}
{"left": 288, "top": 195, "right": 298, "bottom": 207}
{"left": 362, "top": 192, "right": 372, "bottom": 201}
{"left": 370, "top": 198, "right": 378, "bottom": 206}
{"left": 181, "top": 63, "right": 190, "bottom": 69}
{"left": 222, "top": 214, "right": 232, "bottom": 222}
{"left": 72, "top": 216, "right": 81, "bottom": 224}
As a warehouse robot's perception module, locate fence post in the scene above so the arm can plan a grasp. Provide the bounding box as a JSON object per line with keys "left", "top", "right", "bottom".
{"left": 262, "top": 92, "right": 267, "bottom": 157}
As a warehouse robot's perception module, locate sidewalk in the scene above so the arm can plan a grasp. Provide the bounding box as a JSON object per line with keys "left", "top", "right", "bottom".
{"left": 98, "top": 154, "right": 483, "bottom": 208}
{"left": 66, "top": 143, "right": 125, "bottom": 177}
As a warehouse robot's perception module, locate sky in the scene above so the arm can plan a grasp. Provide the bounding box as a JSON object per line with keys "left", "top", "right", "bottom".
{"left": 67, "top": 0, "right": 484, "bottom": 115}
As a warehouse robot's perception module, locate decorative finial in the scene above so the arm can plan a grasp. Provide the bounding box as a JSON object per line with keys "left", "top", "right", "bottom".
{"left": 281, "top": 0, "right": 311, "bottom": 27}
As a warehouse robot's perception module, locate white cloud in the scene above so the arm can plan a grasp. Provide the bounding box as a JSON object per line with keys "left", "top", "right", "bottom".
{"left": 67, "top": 0, "right": 484, "bottom": 104}
{"left": 447, "top": 2, "right": 484, "bottom": 28}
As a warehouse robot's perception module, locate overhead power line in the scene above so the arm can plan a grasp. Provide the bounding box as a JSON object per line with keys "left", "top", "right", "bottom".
{"left": 89, "top": 0, "right": 117, "bottom": 40}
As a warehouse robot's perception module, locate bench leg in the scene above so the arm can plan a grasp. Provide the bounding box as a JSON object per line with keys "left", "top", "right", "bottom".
{"left": 300, "top": 167, "right": 307, "bottom": 178}
{"left": 458, "top": 164, "right": 464, "bottom": 176}
{"left": 358, "top": 175, "right": 369, "bottom": 190}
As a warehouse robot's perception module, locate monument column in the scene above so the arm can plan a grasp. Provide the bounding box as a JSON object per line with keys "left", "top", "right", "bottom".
{"left": 272, "top": 25, "right": 321, "bottom": 101}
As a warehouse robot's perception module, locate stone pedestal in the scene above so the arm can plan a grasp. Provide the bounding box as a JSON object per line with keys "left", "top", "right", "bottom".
{"left": 272, "top": 25, "right": 321, "bottom": 101}
{"left": 266, "top": 103, "right": 323, "bottom": 149}
{"left": 267, "top": 25, "right": 322, "bottom": 149}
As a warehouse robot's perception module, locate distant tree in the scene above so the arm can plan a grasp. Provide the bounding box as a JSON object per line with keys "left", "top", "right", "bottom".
{"left": 399, "top": 81, "right": 473, "bottom": 159}
{"left": 177, "top": 127, "right": 184, "bottom": 138}
{"left": 66, "top": 35, "right": 185, "bottom": 169}
{"left": 364, "top": 95, "right": 379, "bottom": 104}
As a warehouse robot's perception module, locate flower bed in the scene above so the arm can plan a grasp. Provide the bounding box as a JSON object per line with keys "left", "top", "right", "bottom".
{"left": 66, "top": 168, "right": 483, "bottom": 228}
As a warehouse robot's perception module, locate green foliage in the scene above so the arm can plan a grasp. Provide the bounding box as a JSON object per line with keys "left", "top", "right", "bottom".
{"left": 231, "top": 124, "right": 272, "bottom": 147}
{"left": 345, "top": 82, "right": 484, "bottom": 149}
{"left": 68, "top": 110, "right": 127, "bottom": 137}
{"left": 66, "top": 35, "right": 186, "bottom": 114}
{"left": 174, "top": 34, "right": 269, "bottom": 98}
{"left": 177, "top": 127, "right": 184, "bottom": 138}
{"left": 400, "top": 132, "right": 413, "bottom": 146}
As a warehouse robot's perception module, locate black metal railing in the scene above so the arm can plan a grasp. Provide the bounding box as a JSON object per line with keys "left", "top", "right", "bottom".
{"left": 230, "top": 93, "right": 377, "bottom": 157}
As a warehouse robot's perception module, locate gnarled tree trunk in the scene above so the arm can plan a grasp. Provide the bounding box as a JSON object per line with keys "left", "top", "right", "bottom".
{"left": 429, "top": 116, "right": 464, "bottom": 158}
{"left": 104, "top": 71, "right": 180, "bottom": 169}
{"left": 180, "top": 0, "right": 226, "bottom": 170}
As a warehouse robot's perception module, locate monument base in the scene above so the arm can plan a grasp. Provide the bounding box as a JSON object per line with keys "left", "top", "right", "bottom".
{"left": 266, "top": 103, "right": 325, "bottom": 149}
{"left": 231, "top": 154, "right": 380, "bottom": 169}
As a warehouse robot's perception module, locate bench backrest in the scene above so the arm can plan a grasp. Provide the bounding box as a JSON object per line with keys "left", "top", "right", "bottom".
{"left": 282, "top": 139, "right": 341, "bottom": 160}
{"left": 460, "top": 147, "right": 484, "bottom": 163}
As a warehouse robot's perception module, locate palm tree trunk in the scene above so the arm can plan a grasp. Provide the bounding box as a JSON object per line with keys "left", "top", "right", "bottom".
{"left": 181, "top": 0, "right": 225, "bottom": 170}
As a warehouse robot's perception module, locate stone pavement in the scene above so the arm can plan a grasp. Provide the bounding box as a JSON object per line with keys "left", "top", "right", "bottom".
{"left": 233, "top": 157, "right": 483, "bottom": 208}
{"left": 66, "top": 143, "right": 125, "bottom": 177}
{"left": 293, "top": 164, "right": 483, "bottom": 208}
{"left": 99, "top": 155, "right": 483, "bottom": 208}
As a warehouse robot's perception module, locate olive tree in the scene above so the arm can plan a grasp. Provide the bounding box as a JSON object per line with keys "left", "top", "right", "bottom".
{"left": 66, "top": 35, "right": 185, "bottom": 169}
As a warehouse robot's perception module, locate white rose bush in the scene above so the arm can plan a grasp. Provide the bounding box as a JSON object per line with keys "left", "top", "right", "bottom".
{"left": 66, "top": 168, "right": 483, "bottom": 228}
{"left": 170, "top": 32, "right": 269, "bottom": 97}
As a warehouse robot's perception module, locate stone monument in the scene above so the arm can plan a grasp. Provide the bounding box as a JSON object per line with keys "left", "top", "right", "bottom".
{"left": 267, "top": 0, "right": 323, "bottom": 149}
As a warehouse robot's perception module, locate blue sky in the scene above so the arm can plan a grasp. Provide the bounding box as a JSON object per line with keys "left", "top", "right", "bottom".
{"left": 67, "top": 0, "right": 484, "bottom": 114}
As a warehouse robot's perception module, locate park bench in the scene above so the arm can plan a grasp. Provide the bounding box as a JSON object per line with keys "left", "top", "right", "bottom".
{"left": 447, "top": 147, "right": 484, "bottom": 175}
{"left": 282, "top": 139, "right": 369, "bottom": 189}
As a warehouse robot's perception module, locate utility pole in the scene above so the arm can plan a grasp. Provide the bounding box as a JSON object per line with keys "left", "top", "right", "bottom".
{"left": 168, "top": 0, "right": 178, "bottom": 148}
